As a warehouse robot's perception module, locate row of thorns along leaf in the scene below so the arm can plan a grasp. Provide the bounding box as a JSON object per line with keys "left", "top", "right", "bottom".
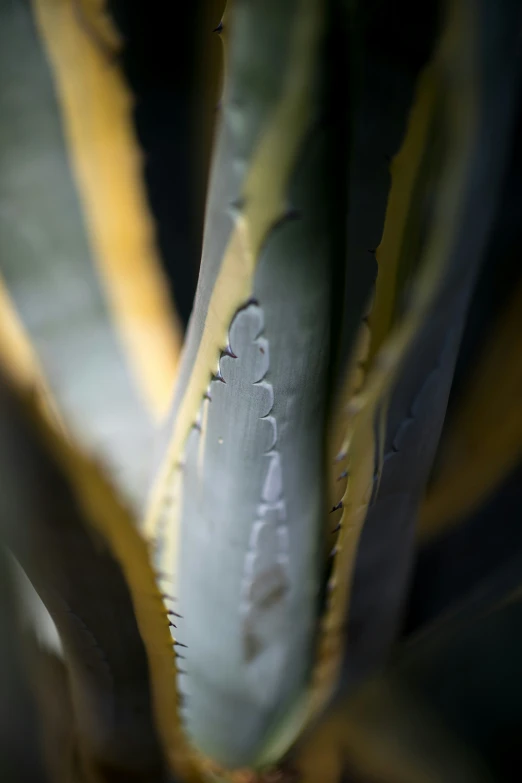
{"left": 1, "top": 0, "right": 522, "bottom": 781}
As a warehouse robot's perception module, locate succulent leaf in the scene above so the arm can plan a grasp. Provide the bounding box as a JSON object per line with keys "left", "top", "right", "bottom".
{"left": 0, "top": 547, "right": 49, "bottom": 783}
{"left": 0, "top": 0, "right": 181, "bottom": 514}
{"left": 0, "top": 371, "right": 200, "bottom": 782}
{"left": 147, "top": 0, "right": 336, "bottom": 769}
{"left": 420, "top": 274, "right": 522, "bottom": 540}
{"left": 32, "top": 0, "right": 183, "bottom": 419}
{"left": 317, "top": 0, "right": 522, "bottom": 725}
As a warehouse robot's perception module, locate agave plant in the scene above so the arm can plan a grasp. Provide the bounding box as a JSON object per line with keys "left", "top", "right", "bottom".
{"left": 1, "top": 0, "right": 522, "bottom": 781}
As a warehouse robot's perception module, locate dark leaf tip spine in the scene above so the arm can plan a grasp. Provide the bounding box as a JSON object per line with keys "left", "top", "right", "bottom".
{"left": 222, "top": 344, "right": 237, "bottom": 359}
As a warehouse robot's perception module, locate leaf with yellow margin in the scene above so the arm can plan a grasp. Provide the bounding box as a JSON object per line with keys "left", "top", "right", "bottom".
{"left": 307, "top": 0, "right": 522, "bottom": 746}
{"left": 0, "top": 0, "right": 180, "bottom": 514}
{"left": 148, "top": 0, "right": 337, "bottom": 769}
{"left": 419, "top": 274, "right": 522, "bottom": 540}
{"left": 0, "top": 370, "right": 203, "bottom": 782}
{"left": 32, "top": 0, "right": 182, "bottom": 420}
{"left": 293, "top": 553, "right": 522, "bottom": 783}
{"left": 293, "top": 657, "right": 491, "bottom": 783}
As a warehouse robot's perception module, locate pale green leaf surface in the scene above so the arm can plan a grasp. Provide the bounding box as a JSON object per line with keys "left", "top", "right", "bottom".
{"left": 149, "top": 0, "right": 334, "bottom": 769}
{"left": 0, "top": 0, "right": 155, "bottom": 513}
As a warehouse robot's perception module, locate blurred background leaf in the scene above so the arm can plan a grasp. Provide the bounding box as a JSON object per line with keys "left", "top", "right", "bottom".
{"left": 0, "top": 372, "right": 170, "bottom": 782}
{"left": 107, "top": 0, "right": 225, "bottom": 329}
{"left": 0, "top": 0, "right": 185, "bottom": 514}
{"left": 2, "top": 0, "right": 522, "bottom": 781}
{"left": 0, "top": 547, "right": 49, "bottom": 783}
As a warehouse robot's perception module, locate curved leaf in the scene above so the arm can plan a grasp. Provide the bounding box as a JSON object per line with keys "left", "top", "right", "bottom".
{"left": 0, "top": 0, "right": 179, "bottom": 513}
{"left": 316, "top": 0, "right": 522, "bottom": 724}
{"left": 32, "top": 0, "right": 183, "bottom": 420}
{"left": 147, "top": 0, "right": 335, "bottom": 769}
{"left": 0, "top": 548, "right": 49, "bottom": 783}
{"left": 0, "top": 371, "right": 199, "bottom": 782}
{"left": 420, "top": 274, "right": 522, "bottom": 540}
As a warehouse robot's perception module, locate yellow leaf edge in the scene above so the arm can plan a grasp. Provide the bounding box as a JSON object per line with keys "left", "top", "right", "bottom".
{"left": 292, "top": 0, "right": 480, "bottom": 751}
{"left": 419, "top": 273, "right": 522, "bottom": 541}
{"left": 32, "top": 0, "right": 183, "bottom": 421}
